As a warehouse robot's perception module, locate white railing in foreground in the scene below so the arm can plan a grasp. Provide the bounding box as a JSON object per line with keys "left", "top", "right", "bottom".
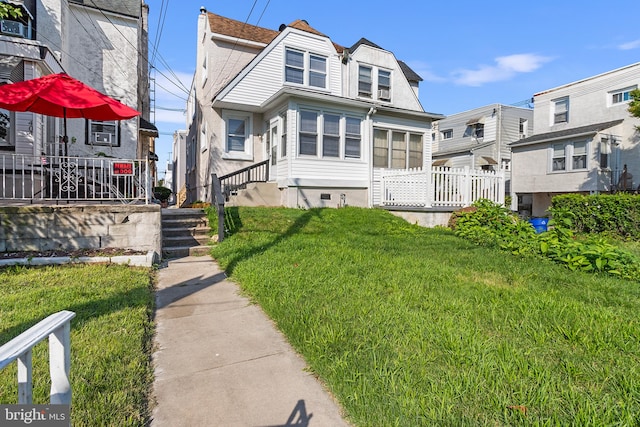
{"left": 381, "top": 166, "right": 505, "bottom": 208}
{"left": 0, "top": 153, "right": 150, "bottom": 203}
{"left": 0, "top": 310, "right": 76, "bottom": 404}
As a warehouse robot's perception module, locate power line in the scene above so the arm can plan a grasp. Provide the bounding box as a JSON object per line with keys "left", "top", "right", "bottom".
{"left": 84, "top": 0, "right": 190, "bottom": 99}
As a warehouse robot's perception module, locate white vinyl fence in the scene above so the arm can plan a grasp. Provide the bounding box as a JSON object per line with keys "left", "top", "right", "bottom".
{"left": 381, "top": 166, "right": 505, "bottom": 208}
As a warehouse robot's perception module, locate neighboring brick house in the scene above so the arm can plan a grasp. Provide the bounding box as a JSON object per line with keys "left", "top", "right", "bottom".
{"left": 510, "top": 62, "right": 640, "bottom": 217}
{"left": 184, "top": 8, "right": 443, "bottom": 208}
{"left": 0, "top": 0, "right": 152, "bottom": 161}
{"left": 432, "top": 104, "right": 533, "bottom": 193}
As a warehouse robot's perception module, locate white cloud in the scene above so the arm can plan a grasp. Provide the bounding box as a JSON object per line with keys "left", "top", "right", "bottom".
{"left": 618, "top": 39, "right": 640, "bottom": 50}
{"left": 452, "top": 53, "right": 552, "bottom": 86}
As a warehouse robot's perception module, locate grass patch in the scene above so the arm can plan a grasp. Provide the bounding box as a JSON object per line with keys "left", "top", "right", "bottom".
{"left": 0, "top": 264, "right": 154, "bottom": 426}
{"left": 212, "top": 206, "right": 640, "bottom": 426}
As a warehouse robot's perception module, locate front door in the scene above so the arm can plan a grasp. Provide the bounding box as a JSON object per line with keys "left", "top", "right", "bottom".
{"left": 268, "top": 119, "right": 278, "bottom": 181}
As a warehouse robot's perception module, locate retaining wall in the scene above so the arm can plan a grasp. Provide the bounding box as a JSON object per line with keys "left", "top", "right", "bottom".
{"left": 0, "top": 204, "right": 162, "bottom": 259}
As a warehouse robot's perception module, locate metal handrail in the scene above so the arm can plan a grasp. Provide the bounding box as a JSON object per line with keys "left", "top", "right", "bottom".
{"left": 218, "top": 160, "right": 269, "bottom": 200}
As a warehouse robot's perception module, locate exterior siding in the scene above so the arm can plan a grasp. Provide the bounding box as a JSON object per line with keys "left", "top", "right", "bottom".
{"left": 512, "top": 62, "right": 640, "bottom": 215}
{"left": 221, "top": 31, "right": 340, "bottom": 106}
{"left": 349, "top": 44, "right": 422, "bottom": 112}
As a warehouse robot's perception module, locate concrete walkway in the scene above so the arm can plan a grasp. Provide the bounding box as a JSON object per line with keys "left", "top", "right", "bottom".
{"left": 151, "top": 256, "right": 351, "bottom": 427}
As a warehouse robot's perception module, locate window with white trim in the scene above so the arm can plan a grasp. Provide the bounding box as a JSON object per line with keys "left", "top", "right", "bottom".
{"left": 285, "top": 48, "right": 327, "bottom": 89}
{"left": 221, "top": 112, "right": 253, "bottom": 159}
{"left": 519, "top": 118, "right": 528, "bottom": 137}
{"left": 309, "top": 54, "right": 327, "bottom": 88}
{"left": 87, "top": 120, "right": 119, "bottom": 147}
{"left": 378, "top": 69, "right": 391, "bottom": 101}
{"left": 358, "top": 65, "right": 372, "bottom": 97}
{"left": 408, "top": 133, "right": 423, "bottom": 168}
{"left": 572, "top": 141, "right": 587, "bottom": 170}
{"left": 552, "top": 143, "right": 566, "bottom": 171}
{"left": 550, "top": 140, "right": 589, "bottom": 173}
{"left": 201, "top": 52, "right": 208, "bottom": 86}
{"left": 285, "top": 49, "right": 304, "bottom": 84}
{"left": 373, "top": 128, "right": 424, "bottom": 169}
{"left": 345, "top": 117, "right": 361, "bottom": 158}
{"left": 441, "top": 129, "right": 453, "bottom": 140}
{"left": 299, "top": 110, "right": 318, "bottom": 155}
{"left": 280, "top": 113, "right": 287, "bottom": 158}
{"left": 610, "top": 86, "right": 636, "bottom": 105}
{"left": 322, "top": 114, "right": 340, "bottom": 157}
{"left": 226, "top": 117, "right": 248, "bottom": 152}
{"left": 553, "top": 97, "right": 569, "bottom": 124}
{"left": 298, "top": 110, "right": 362, "bottom": 159}
{"left": 0, "top": 108, "right": 14, "bottom": 148}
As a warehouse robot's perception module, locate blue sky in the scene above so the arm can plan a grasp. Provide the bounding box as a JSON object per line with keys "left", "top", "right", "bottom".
{"left": 147, "top": 0, "right": 640, "bottom": 180}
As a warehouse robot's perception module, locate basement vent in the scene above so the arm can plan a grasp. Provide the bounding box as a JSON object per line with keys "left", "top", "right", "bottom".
{"left": 320, "top": 193, "right": 331, "bottom": 200}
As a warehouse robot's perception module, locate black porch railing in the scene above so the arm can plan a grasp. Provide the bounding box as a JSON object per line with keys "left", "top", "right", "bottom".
{"left": 217, "top": 160, "right": 269, "bottom": 200}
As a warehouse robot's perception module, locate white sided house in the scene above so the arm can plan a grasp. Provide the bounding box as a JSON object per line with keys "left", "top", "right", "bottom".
{"left": 185, "top": 9, "right": 444, "bottom": 208}
{"left": 510, "top": 62, "right": 640, "bottom": 217}
{"left": 432, "top": 104, "right": 533, "bottom": 193}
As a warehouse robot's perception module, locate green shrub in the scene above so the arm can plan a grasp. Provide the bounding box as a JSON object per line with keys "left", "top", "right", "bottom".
{"left": 452, "top": 199, "right": 640, "bottom": 280}
{"left": 550, "top": 193, "right": 640, "bottom": 238}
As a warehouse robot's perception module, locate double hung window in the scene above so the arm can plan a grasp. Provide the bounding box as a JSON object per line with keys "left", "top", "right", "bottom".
{"left": 285, "top": 48, "right": 327, "bottom": 89}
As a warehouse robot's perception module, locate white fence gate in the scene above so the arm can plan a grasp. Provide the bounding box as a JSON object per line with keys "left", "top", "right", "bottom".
{"left": 381, "top": 166, "right": 505, "bottom": 208}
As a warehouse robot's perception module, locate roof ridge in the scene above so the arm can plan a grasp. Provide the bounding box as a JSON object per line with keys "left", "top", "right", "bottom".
{"left": 207, "top": 12, "right": 279, "bottom": 45}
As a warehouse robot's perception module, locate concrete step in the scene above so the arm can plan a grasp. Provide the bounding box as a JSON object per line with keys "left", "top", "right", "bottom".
{"left": 162, "top": 245, "right": 212, "bottom": 258}
{"left": 162, "top": 226, "right": 210, "bottom": 238}
{"left": 163, "top": 234, "right": 211, "bottom": 247}
{"left": 161, "top": 208, "right": 212, "bottom": 259}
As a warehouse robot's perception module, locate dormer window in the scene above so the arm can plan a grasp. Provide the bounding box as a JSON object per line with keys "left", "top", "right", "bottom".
{"left": 285, "top": 49, "right": 305, "bottom": 84}
{"left": 284, "top": 48, "right": 327, "bottom": 89}
{"left": 358, "top": 65, "right": 372, "bottom": 98}
{"left": 309, "top": 54, "right": 326, "bottom": 88}
{"left": 378, "top": 70, "right": 391, "bottom": 101}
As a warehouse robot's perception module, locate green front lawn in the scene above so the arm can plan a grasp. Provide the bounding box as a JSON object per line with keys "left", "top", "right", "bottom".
{"left": 0, "top": 264, "right": 154, "bottom": 426}
{"left": 212, "top": 206, "right": 640, "bottom": 426}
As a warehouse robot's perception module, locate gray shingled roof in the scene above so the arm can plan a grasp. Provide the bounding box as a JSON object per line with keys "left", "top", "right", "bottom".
{"left": 349, "top": 37, "right": 383, "bottom": 51}
{"left": 509, "top": 120, "right": 624, "bottom": 147}
{"left": 398, "top": 61, "right": 423, "bottom": 82}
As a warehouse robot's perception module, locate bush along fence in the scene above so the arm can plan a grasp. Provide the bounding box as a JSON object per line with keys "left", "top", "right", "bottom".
{"left": 450, "top": 199, "right": 640, "bottom": 280}
{"left": 550, "top": 193, "right": 640, "bottom": 239}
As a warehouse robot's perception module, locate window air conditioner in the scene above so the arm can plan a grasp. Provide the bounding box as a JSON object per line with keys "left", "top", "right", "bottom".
{"left": 93, "top": 132, "right": 112, "bottom": 144}
{"left": 519, "top": 134, "right": 526, "bottom": 139}
{"left": 0, "top": 20, "right": 25, "bottom": 37}
{"left": 378, "top": 89, "right": 390, "bottom": 100}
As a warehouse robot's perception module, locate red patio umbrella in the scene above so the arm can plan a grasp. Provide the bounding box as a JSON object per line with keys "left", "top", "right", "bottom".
{"left": 0, "top": 73, "right": 140, "bottom": 155}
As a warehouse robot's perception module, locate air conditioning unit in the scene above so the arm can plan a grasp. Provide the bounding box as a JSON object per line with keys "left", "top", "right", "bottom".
{"left": 0, "top": 20, "right": 25, "bottom": 37}
{"left": 519, "top": 134, "right": 527, "bottom": 139}
{"left": 93, "top": 132, "right": 112, "bottom": 144}
{"left": 378, "top": 89, "right": 390, "bottom": 100}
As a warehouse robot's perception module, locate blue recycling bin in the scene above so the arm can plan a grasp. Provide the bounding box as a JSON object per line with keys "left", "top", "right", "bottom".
{"left": 528, "top": 217, "right": 548, "bottom": 233}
